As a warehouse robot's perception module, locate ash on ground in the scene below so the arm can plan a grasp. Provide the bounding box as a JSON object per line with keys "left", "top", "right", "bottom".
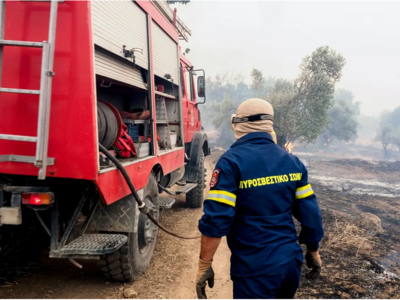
{"left": 296, "top": 158, "right": 400, "bottom": 299}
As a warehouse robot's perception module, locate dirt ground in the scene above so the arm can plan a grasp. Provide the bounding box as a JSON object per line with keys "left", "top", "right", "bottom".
{"left": 0, "top": 151, "right": 400, "bottom": 299}
{"left": 0, "top": 155, "right": 232, "bottom": 299}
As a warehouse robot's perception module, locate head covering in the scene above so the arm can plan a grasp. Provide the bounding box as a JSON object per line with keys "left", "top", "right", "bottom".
{"left": 231, "top": 98, "right": 277, "bottom": 143}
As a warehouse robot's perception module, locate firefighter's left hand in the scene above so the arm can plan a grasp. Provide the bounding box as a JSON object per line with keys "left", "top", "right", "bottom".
{"left": 305, "top": 250, "right": 322, "bottom": 280}
{"left": 196, "top": 258, "right": 215, "bottom": 299}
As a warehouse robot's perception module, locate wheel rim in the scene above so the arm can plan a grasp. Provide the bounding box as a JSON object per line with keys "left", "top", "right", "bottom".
{"left": 138, "top": 196, "right": 159, "bottom": 254}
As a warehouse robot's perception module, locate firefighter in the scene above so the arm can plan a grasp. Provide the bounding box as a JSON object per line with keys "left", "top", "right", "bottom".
{"left": 195, "top": 98, "right": 324, "bottom": 299}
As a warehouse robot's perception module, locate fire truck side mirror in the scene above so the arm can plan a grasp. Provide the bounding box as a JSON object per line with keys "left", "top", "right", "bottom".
{"left": 197, "top": 76, "right": 205, "bottom": 98}
{"left": 193, "top": 69, "right": 206, "bottom": 106}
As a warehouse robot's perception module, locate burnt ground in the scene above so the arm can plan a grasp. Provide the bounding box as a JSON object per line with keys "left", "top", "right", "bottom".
{"left": 296, "top": 158, "right": 400, "bottom": 299}
{"left": 0, "top": 152, "right": 399, "bottom": 299}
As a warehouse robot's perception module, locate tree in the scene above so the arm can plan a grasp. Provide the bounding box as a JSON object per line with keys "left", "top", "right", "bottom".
{"left": 250, "top": 68, "right": 276, "bottom": 98}
{"left": 318, "top": 100, "right": 359, "bottom": 146}
{"left": 317, "top": 89, "right": 360, "bottom": 146}
{"left": 200, "top": 73, "right": 248, "bottom": 130}
{"left": 204, "top": 71, "right": 277, "bottom": 147}
{"left": 250, "top": 68, "right": 264, "bottom": 97}
{"left": 204, "top": 73, "right": 250, "bottom": 106}
{"left": 261, "top": 46, "right": 346, "bottom": 147}
{"left": 208, "top": 96, "right": 237, "bottom": 147}
{"left": 374, "top": 107, "right": 400, "bottom": 157}
{"left": 335, "top": 89, "right": 360, "bottom": 116}
{"left": 203, "top": 46, "right": 346, "bottom": 149}
{"left": 264, "top": 79, "right": 297, "bottom": 146}
{"left": 199, "top": 73, "right": 252, "bottom": 146}
{"left": 374, "top": 111, "right": 394, "bottom": 158}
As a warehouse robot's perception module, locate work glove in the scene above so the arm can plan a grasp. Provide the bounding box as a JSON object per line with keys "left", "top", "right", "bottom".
{"left": 196, "top": 258, "right": 215, "bottom": 299}
{"left": 305, "top": 250, "right": 322, "bottom": 280}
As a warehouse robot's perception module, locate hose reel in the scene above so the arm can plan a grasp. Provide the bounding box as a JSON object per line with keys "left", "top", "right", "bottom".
{"left": 97, "top": 102, "right": 119, "bottom": 149}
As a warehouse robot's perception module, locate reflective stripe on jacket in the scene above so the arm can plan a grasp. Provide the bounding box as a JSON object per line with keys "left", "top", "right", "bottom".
{"left": 198, "top": 132, "right": 324, "bottom": 277}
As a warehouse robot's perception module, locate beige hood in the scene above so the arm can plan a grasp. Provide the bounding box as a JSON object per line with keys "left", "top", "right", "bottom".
{"left": 231, "top": 98, "right": 277, "bottom": 143}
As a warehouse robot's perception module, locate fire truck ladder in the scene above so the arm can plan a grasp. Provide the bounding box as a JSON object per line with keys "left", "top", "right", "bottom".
{"left": 0, "top": 0, "right": 58, "bottom": 180}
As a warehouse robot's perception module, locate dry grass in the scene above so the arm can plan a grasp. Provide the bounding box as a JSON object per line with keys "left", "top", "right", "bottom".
{"left": 322, "top": 214, "right": 379, "bottom": 257}
{"left": 128, "top": 203, "right": 201, "bottom": 299}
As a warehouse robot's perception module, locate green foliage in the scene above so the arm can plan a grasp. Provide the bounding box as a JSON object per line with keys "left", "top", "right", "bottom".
{"left": 298, "top": 46, "right": 345, "bottom": 82}
{"left": 204, "top": 73, "right": 250, "bottom": 106}
{"left": 265, "top": 79, "right": 296, "bottom": 146}
{"left": 202, "top": 70, "right": 278, "bottom": 146}
{"left": 335, "top": 89, "right": 360, "bottom": 116}
{"left": 250, "top": 68, "right": 266, "bottom": 97}
{"left": 250, "top": 68, "right": 276, "bottom": 98}
{"left": 317, "top": 89, "right": 360, "bottom": 146}
{"left": 209, "top": 95, "right": 237, "bottom": 129}
{"left": 319, "top": 100, "right": 358, "bottom": 144}
{"left": 199, "top": 73, "right": 251, "bottom": 146}
{"left": 201, "top": 46, "right": 346, "bottom": 149}
{"left": 265, "top": 46, "right": 346, "bottom": 146}
{"left": 209, "top": 96, "right": 237, "bottom": 147}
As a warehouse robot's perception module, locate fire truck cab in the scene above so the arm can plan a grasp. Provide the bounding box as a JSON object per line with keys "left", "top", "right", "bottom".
{"left": 0, "top": 0, "right": 209, "bottom": 281}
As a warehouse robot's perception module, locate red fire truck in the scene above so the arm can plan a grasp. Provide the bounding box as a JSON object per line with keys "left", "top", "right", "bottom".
{"left": 0, "top": 0, "right": 209, "bottom": 281}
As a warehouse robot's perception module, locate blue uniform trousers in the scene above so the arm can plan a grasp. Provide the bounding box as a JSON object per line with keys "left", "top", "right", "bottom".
{"left": 232, "top": 258, "right": 302, "bottom": 299}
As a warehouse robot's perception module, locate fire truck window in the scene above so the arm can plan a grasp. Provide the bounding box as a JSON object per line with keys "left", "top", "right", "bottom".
{"left": 185, "top": 69, "right": 194, "bottom": 101}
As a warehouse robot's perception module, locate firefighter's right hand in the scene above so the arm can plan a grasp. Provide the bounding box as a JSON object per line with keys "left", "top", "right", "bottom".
{"left": 305, "top": 250, "right": 322, "bottom": 280}
{"left": 196, "top": 258, "right": 215, "bottom": 299}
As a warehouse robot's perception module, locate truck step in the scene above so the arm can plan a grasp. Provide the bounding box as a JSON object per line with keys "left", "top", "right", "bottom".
{"left": 159, "top": 196, "right": 175, "bottom": 209}
{"left": 176, "top": 183, "right": 198, "bottom": 195}
{"left": 58, "top": 234, "right": 127, "bottom": 256}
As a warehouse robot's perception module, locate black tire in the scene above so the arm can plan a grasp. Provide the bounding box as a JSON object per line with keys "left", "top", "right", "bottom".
{"left": 100, "top": 173, "right": 159, "bottom": 282}
{"left": 185, "top": 150, "right": 206, "bottom": 208}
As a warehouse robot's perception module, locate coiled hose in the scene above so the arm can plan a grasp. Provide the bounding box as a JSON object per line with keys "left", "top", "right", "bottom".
{"left": 99, "top": 144, "right": 200, "bottom": 240}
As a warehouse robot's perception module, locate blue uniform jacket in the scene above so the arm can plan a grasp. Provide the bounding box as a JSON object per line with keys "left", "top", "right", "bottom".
{"left": 199, "top": 132, "right": 324, "bottom": 278}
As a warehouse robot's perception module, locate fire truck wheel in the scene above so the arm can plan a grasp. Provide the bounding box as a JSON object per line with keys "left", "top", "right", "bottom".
{"left": 100, "top": 173, "right": 159, "bottom": 282}
{"left": 185, "top": 150, "right": 205, "bottom": 208}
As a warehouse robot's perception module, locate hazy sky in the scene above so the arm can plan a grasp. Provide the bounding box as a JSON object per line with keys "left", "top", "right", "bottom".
{"left": 173, "top": 1, "right": 400, "bottom": 116}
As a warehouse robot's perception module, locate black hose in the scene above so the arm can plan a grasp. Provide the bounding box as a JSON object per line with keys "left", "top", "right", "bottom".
{"left": 99, "top": 144, "right": 200, "bottom": 240}
{"left": 157, "top": 183, "right": 175, "bottom": 196}
{"left": 98, "top": 102, "right": 118, "bottom": 150}
{"left": 97, "top": 104, "right": 106, "bottom": 143}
